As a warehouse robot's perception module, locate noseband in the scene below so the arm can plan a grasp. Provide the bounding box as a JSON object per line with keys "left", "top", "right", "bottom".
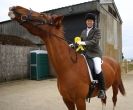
{"left": 20, "top": 9, "right": 53, "bottom": 26}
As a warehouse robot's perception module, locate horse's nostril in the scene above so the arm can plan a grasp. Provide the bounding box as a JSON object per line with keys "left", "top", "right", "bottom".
{"left": 9, "top": 6, "right": 16, "bottom": 11}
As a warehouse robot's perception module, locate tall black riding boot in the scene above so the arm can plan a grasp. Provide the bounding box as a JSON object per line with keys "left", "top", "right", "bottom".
{"left": 97, "top": 72, "right": 106, "bottom": 99}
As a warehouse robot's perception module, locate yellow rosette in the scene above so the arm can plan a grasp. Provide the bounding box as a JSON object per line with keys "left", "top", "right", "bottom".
{"left": 74, "top": 36, "right": 84, "bottom": 52}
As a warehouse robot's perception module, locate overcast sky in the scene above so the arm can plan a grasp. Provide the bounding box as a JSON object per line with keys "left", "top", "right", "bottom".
{"left": 0, "top": 0, "right": 132, "bottom": 59}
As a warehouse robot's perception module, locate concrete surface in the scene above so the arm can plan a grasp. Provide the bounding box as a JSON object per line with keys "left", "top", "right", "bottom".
{"left": 0, "top": 72, "right": 133, "bottom": 110}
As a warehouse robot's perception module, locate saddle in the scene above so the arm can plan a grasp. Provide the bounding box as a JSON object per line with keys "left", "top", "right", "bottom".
{"left": 86, "top": 58, "right": 97, "bottom": 80}
{"left": 82, "top": 54, "right": 98, "bottom": 83}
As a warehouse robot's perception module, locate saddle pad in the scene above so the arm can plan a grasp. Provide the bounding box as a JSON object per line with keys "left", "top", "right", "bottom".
{"left": 81, "top": 54, "right": 98, "bottom": 83}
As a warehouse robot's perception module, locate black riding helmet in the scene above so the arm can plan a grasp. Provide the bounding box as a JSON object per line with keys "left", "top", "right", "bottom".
{"left": 85, "top": 13, "right": 96, "bottom": 21}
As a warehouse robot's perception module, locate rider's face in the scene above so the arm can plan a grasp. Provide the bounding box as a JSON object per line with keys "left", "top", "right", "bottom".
{"left": 86, "top": 19, "right": 94, "bottom": 28}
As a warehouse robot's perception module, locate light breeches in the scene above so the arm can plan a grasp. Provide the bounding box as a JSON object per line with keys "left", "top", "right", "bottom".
{"left": 92, "top": 57, "right": 102, "bottom": 74}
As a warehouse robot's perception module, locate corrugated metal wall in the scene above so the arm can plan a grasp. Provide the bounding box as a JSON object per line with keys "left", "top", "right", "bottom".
{"left": 0, "top": 21, "right": 42, "bottom": 44}
{"left": 0, "top": 44, "right": 38, "bottom": 82}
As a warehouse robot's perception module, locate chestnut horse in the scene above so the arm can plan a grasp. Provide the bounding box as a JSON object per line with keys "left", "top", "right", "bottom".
{"left": 8, "top": 6, "right": 126, "bottom": 110}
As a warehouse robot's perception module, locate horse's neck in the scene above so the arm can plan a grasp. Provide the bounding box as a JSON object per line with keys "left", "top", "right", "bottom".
{"left": 43, "top": 29, "right": 71, "bottom": 74}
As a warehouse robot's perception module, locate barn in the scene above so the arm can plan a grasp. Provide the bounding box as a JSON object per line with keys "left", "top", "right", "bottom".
{"left": 0, "top": 0, "right": 122, "bottom": 82}
{"left": 45, "top": 0, "right": 122, "bottom": 62}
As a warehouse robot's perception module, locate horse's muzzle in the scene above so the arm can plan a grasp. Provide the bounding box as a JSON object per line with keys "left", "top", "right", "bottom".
{"left": 8, "top": 6, "right": 16, "bottom": 19}
{"left": 8, "top": 11, "right": 15, "bottom": 19}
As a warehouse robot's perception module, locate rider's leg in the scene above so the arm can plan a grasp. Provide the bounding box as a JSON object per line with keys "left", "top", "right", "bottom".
{"left": 92, "top": 57, "right": 106, "bottom": 99}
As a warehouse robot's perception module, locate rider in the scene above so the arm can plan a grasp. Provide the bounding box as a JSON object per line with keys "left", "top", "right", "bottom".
{"left": 77, "top": 13, "right": 106, "bottom": 99}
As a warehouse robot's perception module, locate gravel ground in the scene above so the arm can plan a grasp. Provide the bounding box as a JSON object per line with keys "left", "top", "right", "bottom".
{"left": 0, "top": 72, "right": 132, "bottom": 110}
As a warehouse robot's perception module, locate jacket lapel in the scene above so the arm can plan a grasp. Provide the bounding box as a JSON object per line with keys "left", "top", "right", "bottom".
{"left": 82, "top": 29, "right": 87, "bottom": 40}
{"left": 88, "top": 28, "right": 94, "bottom": 36}
{"left": 87, "top": 28, "right": 95, "bottom": 39}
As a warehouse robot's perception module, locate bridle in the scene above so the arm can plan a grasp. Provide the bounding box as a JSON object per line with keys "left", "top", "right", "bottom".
{"left": 15, "top": 9, "right": 68, "bottom": 41}
{"left": 14, "top": 8, "right": 78, "bottom": 63}
{"left": 19, "top": 8, "right": 53, "bottom": 26}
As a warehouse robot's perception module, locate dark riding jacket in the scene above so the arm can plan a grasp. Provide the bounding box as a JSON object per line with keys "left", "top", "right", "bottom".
{"left": 81, "top": 27, "right": 102, "bottom": 58}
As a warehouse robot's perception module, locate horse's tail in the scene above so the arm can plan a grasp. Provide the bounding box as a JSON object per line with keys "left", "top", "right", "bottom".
{"left": 119, "top": 78, "right": 126, "bottom": 96}
{"left": 116, "top": 62, "right": 126, "bottom": 96}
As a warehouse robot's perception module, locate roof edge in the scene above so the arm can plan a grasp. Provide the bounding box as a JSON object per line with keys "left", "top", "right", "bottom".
{"left": 44, "top": 1, "right": 100, "bottom": 16}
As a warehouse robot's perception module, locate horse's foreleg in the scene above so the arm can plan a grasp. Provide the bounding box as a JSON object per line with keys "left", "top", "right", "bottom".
{"left": 75, "top": 98, "right": 86, "bottom": 110}
{"left": 63, "top": 97, "right": 75, "bottom": 110}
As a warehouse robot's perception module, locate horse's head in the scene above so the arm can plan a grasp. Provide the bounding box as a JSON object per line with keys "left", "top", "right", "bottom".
{"left": 8, "top": 6, "right": 64, "bottom": 37}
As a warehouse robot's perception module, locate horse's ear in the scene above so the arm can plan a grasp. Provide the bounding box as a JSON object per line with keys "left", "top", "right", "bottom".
{"left": 53, "top": 15, "right": 64, "bottom": 27}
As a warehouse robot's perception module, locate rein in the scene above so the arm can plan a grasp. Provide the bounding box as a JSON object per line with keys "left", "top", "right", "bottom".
{"left": 18, "top": 9, "right": 78, "bottom": 63}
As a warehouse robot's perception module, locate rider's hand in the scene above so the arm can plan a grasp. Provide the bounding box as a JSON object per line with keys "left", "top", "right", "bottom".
{"left": 77, "top": 41, "right": 86, "bottom": 45}
{"left": 69, "top": 43, "right": 74, "bottom": 47}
